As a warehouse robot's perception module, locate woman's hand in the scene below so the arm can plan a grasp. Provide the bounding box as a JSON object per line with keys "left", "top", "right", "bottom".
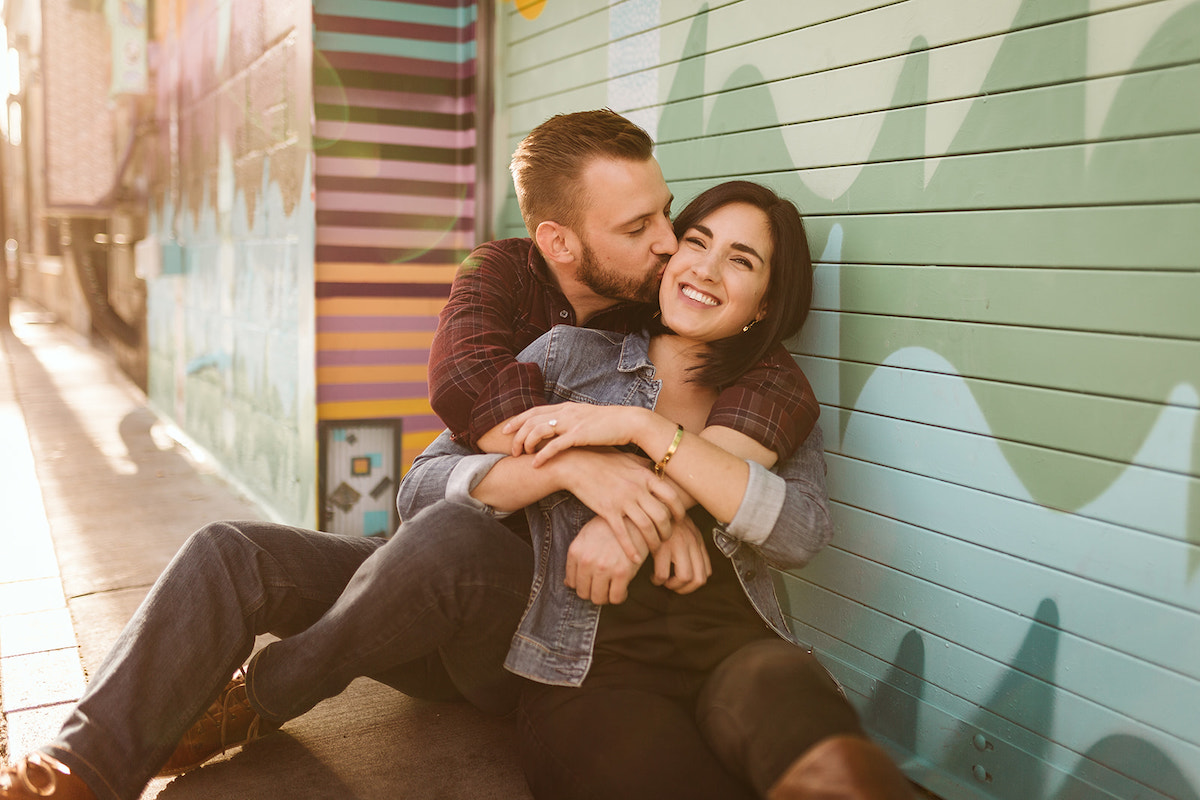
{"left": 650, "top": 514, "right": 712, "bottom": 595}
{"left": 503, "top": 403, "right": 649, "bottom": 465}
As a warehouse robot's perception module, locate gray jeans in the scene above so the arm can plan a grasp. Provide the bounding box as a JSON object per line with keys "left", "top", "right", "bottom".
{"left": 45, "top": 501, "right": 532, "bottom": 800}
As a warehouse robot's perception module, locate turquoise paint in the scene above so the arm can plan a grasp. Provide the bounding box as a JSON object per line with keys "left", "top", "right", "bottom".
{"left": 313, "top": 0, "right": 476, "bottom": 27}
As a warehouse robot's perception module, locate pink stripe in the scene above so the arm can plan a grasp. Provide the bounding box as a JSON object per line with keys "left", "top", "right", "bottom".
{"left": 317, "top": 191, "right": 475, "bottom": 217}
{"left": 400, "top": 414, "right": 444, "bottom": 433}
{"left": 316, "top": 157, "right": 475, "bottom": 183}
{"left": 315, "top": 120, "right": 476, "bottom": 149}
{"left": 314, "top": 86, "right": 474, "bottom": 114}
{"left": 317, "top": 227, "right": 473, "bottom": 249}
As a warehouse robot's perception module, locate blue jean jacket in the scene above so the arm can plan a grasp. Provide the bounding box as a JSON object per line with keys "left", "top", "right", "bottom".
{"left": 397, "top": 327, "right": 834, "bottom": 687}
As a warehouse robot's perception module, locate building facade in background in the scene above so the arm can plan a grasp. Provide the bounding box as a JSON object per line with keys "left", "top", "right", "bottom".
{"left": 2, "top": 2, "right": 1197, "bottom": 798}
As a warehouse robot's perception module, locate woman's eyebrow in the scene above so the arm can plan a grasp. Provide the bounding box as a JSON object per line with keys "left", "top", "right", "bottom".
{"left": 693, "top": 223, "right": 764, "bottom": 262}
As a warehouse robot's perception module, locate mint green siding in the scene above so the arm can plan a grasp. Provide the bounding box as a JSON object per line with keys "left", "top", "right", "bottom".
{"left": 493, "top": 2, "right": 1200, "bottom": 798}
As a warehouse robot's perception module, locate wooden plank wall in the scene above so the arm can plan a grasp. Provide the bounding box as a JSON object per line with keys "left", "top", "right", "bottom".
{"left": 313, "top": 0, "right": 478, "bottom": 470}
{"left": 493, "top": 1, "right": 1200, "bottom": 798}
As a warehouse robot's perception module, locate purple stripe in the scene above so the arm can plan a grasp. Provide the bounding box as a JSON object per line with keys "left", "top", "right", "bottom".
{"left": 315, "top": 246, "right": 464, "bottom": 266}
{"left": 317, "top": 315, "right": 440, "bottom": 333}
{"left": 317, "top": 348, "right": 431, "bottom": 367}
{"left": 317, "top": 156, "right": 475, "bottom": 183}
{"left": 316, "top": 281, "right": 452, "bottom": 298}
{"left": 318, "top": 382, "right": 431, "bottom": 403}
{"left": 400, "top": 414, "right": 445, "bottom": 433}
{"left": 315, "top": 14, "right": 476, "bottom": 44}
{"left": 323, "top": 50, "right": 475, "bottom": 80}
{"left": 314, "top": 86, "right": 473, "bottom": 114}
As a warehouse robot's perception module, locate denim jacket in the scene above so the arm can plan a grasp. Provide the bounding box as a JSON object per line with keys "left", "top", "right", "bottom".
{"left": 396, "top": 327, "right": 834, "bottom": 687}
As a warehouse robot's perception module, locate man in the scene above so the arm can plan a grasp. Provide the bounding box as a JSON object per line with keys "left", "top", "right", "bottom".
{"left": 0, "top": 110, "right": 816, "bottom": 800}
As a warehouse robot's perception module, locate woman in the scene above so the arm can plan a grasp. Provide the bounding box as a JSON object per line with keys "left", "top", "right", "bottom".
{"left": 400, "top": 181, "right": 913, "bottom": 799}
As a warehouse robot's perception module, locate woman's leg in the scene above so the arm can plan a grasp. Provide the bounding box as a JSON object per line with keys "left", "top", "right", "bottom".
{"left": 247, "top": 501, "right": 534, "bottom": 721}
{"left": 45, "top": 520, "right": 381, "bottom": 800}
{"left": 517, "top": 678, "right": 755, "bottom": 800}
{"left": 695, "top": 638, "right": 870, "bottom": 794}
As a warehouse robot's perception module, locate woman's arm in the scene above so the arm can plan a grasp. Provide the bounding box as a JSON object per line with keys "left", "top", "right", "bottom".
{"left": 505, "top": 403, "right": 766, "bottom": 523}
{"left": 504, "top": 404, "right": 835, "bottom": 571}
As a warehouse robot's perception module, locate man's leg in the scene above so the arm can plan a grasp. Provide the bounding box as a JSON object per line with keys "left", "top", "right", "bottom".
{"left": 695, "top": 638, "right": 914, "bottom": 799}
{"left": 42, "top": 520, "right": 381, "bottom": 800}
{"left": 246, "top": 501, "right": 534, "bottom": 722}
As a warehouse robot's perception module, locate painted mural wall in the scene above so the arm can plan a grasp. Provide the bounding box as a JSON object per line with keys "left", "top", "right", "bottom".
{"left": 311, "top": 0, "right": 478, "bottom": 473}
{"left": 493, "top": 2, "right": 1200, "bottom": 798}
{"left": 145, "top": 0, "right": 316, "bottom": 524}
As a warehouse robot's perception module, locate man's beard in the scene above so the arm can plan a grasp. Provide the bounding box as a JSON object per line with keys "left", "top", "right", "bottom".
{"left": 577, "top": 240, "right": 663, "bottom": 304}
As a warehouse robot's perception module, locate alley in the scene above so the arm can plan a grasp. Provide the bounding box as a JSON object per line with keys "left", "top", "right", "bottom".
{"left": 0, "top": 303, "right": 529, "bottom": 799}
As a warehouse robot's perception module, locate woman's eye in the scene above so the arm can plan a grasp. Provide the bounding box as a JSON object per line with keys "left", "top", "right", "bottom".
{"left": 685, "top": 236, "right": 706, "bottom": 248}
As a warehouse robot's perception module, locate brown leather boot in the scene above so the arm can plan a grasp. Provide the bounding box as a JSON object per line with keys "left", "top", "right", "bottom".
{"left": 0, "top": 753, "right": 98, "bottom": 799}
{"left": 157, "top": 668, "right": 277, "bottom": 777}
{"left": 767, "top": 735, "right": 916, "bottom": 799}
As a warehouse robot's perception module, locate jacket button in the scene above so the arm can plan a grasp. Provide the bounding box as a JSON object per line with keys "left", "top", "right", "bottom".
{"left": 559, "top": 310, "right": 569, "bottom": 318}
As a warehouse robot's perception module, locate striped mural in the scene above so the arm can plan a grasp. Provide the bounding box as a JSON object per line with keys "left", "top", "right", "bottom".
{"left": 313, "top": 0, "right": 478, "bottom": 471}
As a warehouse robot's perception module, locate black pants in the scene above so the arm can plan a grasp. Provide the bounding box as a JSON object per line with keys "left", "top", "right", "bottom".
{"left": 517, "top": 639, "right": 865, "bottom": 800}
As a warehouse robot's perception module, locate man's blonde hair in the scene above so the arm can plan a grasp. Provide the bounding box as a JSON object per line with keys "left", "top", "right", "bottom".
{"left": 509, "top": 109, "right": 655, "bottom": 236}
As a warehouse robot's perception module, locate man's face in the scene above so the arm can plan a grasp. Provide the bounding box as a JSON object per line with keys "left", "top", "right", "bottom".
{"left": 573, "top": 157, "right": 677, "bottom": 304}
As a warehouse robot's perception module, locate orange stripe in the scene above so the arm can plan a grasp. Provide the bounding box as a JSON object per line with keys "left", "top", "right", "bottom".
{"left": 318, "top": 398, "right": 434, "bottom": 419}
{"left": 318, "top": 365, "right": 428, "bottom": 384}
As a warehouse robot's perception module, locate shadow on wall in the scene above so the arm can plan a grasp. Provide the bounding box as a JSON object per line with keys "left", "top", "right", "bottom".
{"left": 863, "top": 601, "right": 1197, "bottom": 799}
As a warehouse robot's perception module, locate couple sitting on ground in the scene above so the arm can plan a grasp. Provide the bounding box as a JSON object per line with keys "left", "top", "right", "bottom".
{"left": 2, "top": 109, "right": 914, "bottom": 800}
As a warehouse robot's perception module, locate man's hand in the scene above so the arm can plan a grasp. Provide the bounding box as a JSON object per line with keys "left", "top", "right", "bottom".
{"left": 566, "top": 516, "right": 645, "bottom": 605}
{"left": 553, "top": 448, "right": 685, "bottom": 560}
{"left": 651, "top": 514, "right": 712, "bottom": 595}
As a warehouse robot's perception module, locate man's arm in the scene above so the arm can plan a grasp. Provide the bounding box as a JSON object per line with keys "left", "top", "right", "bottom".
{"left": 427, "top": 241, "right": 549, "bottom": 450}
{"left": 707, "top": 343, "right": 820, "bottom": 462}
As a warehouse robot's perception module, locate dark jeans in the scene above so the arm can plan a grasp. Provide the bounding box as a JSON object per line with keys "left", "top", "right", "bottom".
{"left": 517, "top": 639, "right": 864, "bottom": 800}
{"left": 45, "top": 501, "right": 532, "bottom": 800}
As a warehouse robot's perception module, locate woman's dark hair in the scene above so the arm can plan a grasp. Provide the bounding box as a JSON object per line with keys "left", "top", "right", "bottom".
{"left": 663, "top": 180, "right": 813, "bottom": 389}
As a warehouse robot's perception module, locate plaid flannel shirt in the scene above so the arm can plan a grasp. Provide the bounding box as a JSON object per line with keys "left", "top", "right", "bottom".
{"left": 427, "top": 238, "right": 818, "bottom": 458}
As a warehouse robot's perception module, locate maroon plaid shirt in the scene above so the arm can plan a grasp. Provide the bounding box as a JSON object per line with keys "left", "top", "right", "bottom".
{"left": 428, "top": 238, "right": 818, "bottom": 458}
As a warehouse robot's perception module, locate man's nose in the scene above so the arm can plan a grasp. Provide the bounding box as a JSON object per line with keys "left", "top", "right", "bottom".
{"left": 651, "top": 216, "right": 677, "bottom": 255}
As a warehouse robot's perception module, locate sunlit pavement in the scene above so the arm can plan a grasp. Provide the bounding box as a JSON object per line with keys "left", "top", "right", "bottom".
{"left": 0, "top": 301, "right": 528, "bottom": 799}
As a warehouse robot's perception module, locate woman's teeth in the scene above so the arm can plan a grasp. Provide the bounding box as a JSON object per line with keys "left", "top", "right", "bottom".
{"left": 681, "top": 285, "right": 719, "bottom": 306}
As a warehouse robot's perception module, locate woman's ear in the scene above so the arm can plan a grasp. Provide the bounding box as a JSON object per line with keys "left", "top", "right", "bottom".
{"left": 534, "top": 221, "right": 579, "bottom": 266}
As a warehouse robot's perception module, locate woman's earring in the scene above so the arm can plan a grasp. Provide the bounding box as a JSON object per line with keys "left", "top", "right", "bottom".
{"left": 742, "top": 319, "right": 758, "bottom": 333}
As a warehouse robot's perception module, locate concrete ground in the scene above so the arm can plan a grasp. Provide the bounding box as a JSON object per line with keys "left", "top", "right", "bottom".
{"left": 0, "top": 301, "right": 531, "bottom": 799}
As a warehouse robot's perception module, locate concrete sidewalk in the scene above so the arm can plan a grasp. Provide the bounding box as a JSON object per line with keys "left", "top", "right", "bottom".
{"left": 0, "top": 303, "right": 529, "bottom": 799}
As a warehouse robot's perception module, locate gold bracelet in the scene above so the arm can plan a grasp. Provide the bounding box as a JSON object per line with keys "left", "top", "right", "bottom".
{"left": 654, "top": 425, "right": 684, "bottom": 477}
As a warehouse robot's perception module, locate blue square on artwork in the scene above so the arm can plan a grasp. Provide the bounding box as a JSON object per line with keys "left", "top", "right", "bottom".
{"left": 369, "top": 452, "right": 384, "bottom": 468}
{"left": 333, "top": 429, "right": 346, "bottom": 442}
{"left": 362, "top": 510, "right": 390, "bottom": 537}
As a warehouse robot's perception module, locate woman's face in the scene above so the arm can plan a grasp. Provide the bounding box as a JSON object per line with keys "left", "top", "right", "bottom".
{"left": 659, "top": 201, "right": 773, "bottom": 344}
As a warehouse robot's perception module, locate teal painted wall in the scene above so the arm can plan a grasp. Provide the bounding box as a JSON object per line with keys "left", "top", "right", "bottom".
{"left": 145, "top": 0, "right": 317, "bottom": 526}
{"left": 494, "top": 2, "right": 1200, "bottom": 798}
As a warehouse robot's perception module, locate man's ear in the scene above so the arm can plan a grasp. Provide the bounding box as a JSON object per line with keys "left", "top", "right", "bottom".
{"left": 534, "top": 221, "right": 579, "bottom": 266}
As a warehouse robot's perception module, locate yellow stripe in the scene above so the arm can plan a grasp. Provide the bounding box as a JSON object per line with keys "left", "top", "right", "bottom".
{"left": 316, "top": 297, "right": 447, "bottom": 316}
{"left": 316, "top": 262, "right": 459, "bottom": 284}
{"left": 319, "top": 398, "right": 434, "bottom": 419}
{"left": 318, "top": 365, "right": 428, "bottom": 384}
{"left": 317, "top": 331, "right": 435, "bottom": 350}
